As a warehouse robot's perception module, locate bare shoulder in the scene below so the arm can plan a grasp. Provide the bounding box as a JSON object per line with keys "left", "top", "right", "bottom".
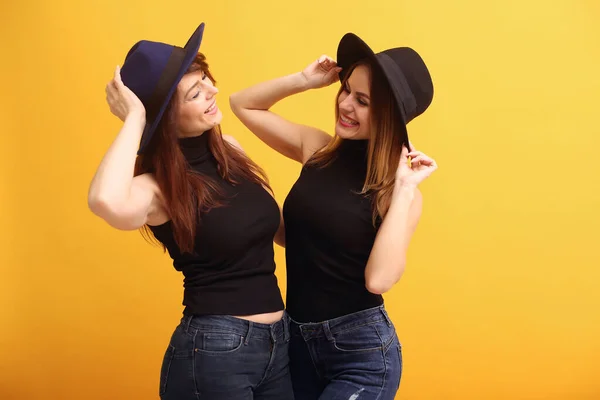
{"left": 223, "top": 134, "right": 245, "bottom": 153}
{"left": 301, "top": 130, "right": 333, "bottom": 164}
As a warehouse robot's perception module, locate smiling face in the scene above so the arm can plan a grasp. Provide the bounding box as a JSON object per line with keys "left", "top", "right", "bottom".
{"left": 335, "top": 64, "right": 372, "bottom": 140}
{"left": 172, "top": 69, "right": 223, "bottom": 137}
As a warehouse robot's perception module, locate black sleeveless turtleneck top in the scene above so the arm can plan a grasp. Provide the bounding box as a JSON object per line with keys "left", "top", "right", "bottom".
{"left": 283, "top": 139, "right": 383, "bottom": 322}
{"left": 149, "top": 133, "right": 284, "bottom": 316}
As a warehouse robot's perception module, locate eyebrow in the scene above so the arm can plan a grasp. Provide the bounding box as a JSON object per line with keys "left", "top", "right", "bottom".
{"left": 345, "top": 82, "right": 370, "bottom": 100}
{"left": 186, "top": 80, "right": 200, "bottom": 97}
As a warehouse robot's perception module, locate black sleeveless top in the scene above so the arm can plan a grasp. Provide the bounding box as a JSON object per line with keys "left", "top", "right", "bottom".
{"left": 283, "top": 139, "right": 383, "bottom": 322}
{"left": 149, "top": 133, "right": 284, "bottom": 316}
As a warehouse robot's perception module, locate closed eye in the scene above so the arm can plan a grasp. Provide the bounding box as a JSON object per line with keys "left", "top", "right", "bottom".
{"left": 191, "top": 73, "right": 208, "bottom": 98}
{"left": 357, "top": 98, "right": 368, "bottom": 106}
{"left": 344, "top": 83, "right": 368, "bottom": 106}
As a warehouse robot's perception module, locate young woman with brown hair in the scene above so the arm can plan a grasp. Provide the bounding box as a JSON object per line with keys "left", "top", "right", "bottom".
{"left": 230, "top": 32, "right": 438, "bottom": 399}
{"left": 88, "top": 23, "right": 293, "bottom": 400}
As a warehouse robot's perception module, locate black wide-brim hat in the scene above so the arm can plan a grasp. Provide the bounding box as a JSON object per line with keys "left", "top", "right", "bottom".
{"left": 120, "top": 23, "right": 205, "bottom": 154}
{"left": 337, "top": 33, "right": 434, "bottom": 144}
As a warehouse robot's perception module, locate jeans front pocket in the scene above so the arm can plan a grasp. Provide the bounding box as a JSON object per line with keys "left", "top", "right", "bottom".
{"left": 194, "top": 332, "right": 245, "bottom": 354}
{"left": 332, "top": 322, "right": 386, "bottom": 353}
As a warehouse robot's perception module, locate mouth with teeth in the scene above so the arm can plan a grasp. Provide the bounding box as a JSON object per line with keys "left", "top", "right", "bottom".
{"left": 204, "top": 101, "right": 218, "bottom": 115}
{"left": 338, "top": 114, "right": 359, "bottom": 128}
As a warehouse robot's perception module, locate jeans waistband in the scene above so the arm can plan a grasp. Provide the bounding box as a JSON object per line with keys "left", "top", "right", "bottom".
{"left": 181, "top": 313, "right": 290, "bottom": 344}
{"left": 290, "top": 305, "right": 392, "bottom": 340}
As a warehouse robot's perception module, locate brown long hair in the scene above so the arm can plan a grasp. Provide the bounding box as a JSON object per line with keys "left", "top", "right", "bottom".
{"left": 134, "top": 53, "right": 271, "bottom": 253}
{"left": 308, "top": 59, "right": 408, "bottom": 225}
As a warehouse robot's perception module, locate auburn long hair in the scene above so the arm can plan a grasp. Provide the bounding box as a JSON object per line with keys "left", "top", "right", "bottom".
{"left": 308, "top": 58, "right": 408, "bottom": 225}
{"left": 134, "top": 53, "right": 271, "bottom": 253}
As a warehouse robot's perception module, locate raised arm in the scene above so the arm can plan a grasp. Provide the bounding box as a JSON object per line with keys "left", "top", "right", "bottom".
{"left": 229, "top": 56, "right": 342, "bottom": 164}
{"left": 88, "top": 67, "right": 163, "bottom": 230}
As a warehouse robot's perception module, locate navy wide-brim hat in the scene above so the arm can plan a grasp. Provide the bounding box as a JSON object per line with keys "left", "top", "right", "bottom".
{"left": 120, "top": 23, "right": 205, "bottom": 154}
{"left": 337, "top": 33, "right": 434, "bottom": 146}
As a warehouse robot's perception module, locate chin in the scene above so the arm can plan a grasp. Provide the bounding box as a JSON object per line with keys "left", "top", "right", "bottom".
{"left": 335, "top": 124, "right": 366, "bottom": 140}
{"left": 212, "top": 109, "right": 223, "bottom": 125}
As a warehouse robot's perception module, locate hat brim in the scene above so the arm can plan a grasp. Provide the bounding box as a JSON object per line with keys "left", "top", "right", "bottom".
{"left": 137, "top": 23, "right": 205, "bottom": 155}
{"left": 337, "top": 33, "right": 410, "bottom": 145}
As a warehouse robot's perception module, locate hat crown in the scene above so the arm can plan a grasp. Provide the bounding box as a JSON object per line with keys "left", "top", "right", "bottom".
{"left": 380, "top": 47, "right": 433, "bottom": 121}
{"left": 120, "top": 41, "right": 177, "bottom": 109}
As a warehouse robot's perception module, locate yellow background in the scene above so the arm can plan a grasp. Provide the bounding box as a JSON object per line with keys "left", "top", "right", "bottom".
{"left": 1, "top": 0, "right": 599, "bottom": 398}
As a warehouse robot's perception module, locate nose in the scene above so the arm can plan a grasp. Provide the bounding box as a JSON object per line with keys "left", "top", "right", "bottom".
{"left": 338, "top": 94, "right": 353, "bottom": 115}
{"left": 204, "top": 83, "right": 219, "bottom": 100}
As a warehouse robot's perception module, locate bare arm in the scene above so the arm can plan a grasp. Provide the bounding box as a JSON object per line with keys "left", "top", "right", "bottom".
{"left": 365, "top": 186, "right": 422, "bottom": 294}
{"left": 365, "top": 146, "right": 438, "bottom": 294}
{"left": 229, "top": 56, "right": 341, "bottom": 164}
{"left": 88, "top": 67, "right": 162, "bottom": 230}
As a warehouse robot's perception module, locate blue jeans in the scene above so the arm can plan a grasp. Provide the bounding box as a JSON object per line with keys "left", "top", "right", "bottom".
{"left": 159, "top": 313, "right": 294, "bottom": 400}
{"left": 289, "top": 306, "right": 402, "bottom": 400}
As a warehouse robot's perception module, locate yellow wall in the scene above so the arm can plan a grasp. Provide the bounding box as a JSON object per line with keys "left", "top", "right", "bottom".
{"left": 2, "top": 0, "right": 599, "bottom": 398}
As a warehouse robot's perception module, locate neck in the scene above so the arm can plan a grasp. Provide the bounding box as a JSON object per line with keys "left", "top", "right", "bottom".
{"left": 178, "top": 130, "right": 211, "bottom": 164}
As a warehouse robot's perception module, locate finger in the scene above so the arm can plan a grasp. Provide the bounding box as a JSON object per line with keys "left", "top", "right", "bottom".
{"left": 109, "top": 78, "right": 120, "bottom": 92}
{"left": 317, "top": 59, "right": 330, "bottom": 72}
{"left": 414, "top": 160, "right": 434, "bottom": 169}
{"left": 106, "top": 84, "right": 118, "bottom": 99}
{"left": 325, "top": 67, "right": 341, "bottom": 82}
{"left": 319, "top": 56, "right": 338, "bottom": 69}
{"left": 412, "top": 156, "right": 435, "bottom": 166}
{"left": 408, "top": 140, "right": 415, "bottom": 152}
{"left": 419, "top": 155, "right": 435, "bottom": 165}
{"left": 401, "top": 145, "right": 409, "bottom": 159}
{"left": 415, "top": 161, "right": 437, "bottom": 175}
{"left": 107, "top": 80, "right": 119, "bottom": 91}
{"left": 320, "top": 61, "right": 336, "bottom": 73}
{"left": 410, "top": 153, "right": 431, "bottom": 161}
{"left": 410, "top": 156, "right": 423, "bottom": 165}
{"left": 332, "top": 67, "right": 343, "bottom": 78}
{"left": 113, "top": 66, "right": 124, "bottom": 88}
{"left": 409, "top": 159, "right": 426, "bottom": 170}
